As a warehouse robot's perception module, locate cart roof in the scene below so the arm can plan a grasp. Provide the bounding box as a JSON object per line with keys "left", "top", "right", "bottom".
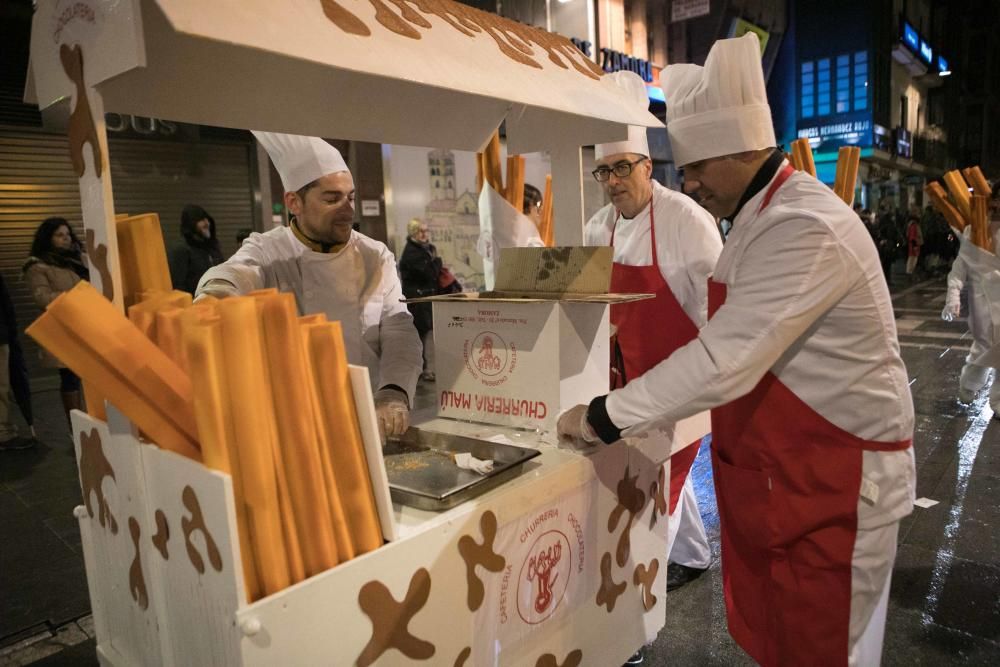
{"left": 30, "top": 0, "right": 660, "bottom": 151}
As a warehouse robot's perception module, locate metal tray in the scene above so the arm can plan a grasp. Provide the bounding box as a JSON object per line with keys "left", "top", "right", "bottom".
{"left": 383, "top": 428, "right": 541, "bottom": 511}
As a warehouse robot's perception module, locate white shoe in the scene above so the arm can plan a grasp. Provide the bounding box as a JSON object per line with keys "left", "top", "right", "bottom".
{"left": 958, "top": 387, "right": 976, "bottom": 403}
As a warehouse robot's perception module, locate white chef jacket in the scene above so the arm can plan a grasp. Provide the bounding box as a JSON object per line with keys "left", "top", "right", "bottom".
{"left": 604, "top": 163, "right": 916, "bottom": 529}
{"left": 946, "top": 221, "right": 1000, "bottom": 367}
{"left": 585, "top": 180, "right": 722, "bottom": 328}
{"left": 196, "top": 226, "right": 422, "bottom": 402}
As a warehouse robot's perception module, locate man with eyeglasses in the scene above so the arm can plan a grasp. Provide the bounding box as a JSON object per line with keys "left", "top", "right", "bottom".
{"left": 561, "top": 34, "right": 914, "bottom": 666}
{"left": 585, "top": 121, "right": 722, "bottom": 606}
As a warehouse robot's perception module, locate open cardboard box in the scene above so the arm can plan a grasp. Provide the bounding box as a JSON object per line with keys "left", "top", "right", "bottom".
{"left": 409, "top": 247, "right": 652, "bottom": 430}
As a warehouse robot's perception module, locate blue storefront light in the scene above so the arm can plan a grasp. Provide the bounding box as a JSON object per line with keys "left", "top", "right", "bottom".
{"left": 919, "top": 40, "right": 933, "bottom": 63}
{"left": 903, "top": 22, "right": 919, "bottom": 51}
{"left": 937, "top": 55, "right": 951, "bottom": 76}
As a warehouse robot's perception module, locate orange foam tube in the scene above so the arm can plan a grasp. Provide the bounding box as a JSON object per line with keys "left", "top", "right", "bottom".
{"left": 128, "top": 291, "right": 193, "bottom": 340}
{"left": 308, "top": 322, "right": 383, "bottom": 555}
{"left": 42, "top": 283, "right": 198, "bottom": 447}
{"left": 258, "top": 292, "right": 338, "bottom": 576}
{"left": 183, "top": 317, "right": 261, "bottom": 601}
{"left": 943, "top": 170, "right": 972, "bottom": 222}
{"left": 116, "top": 213, "right": 172, "bottom": 309}
{"left": 217, "top": 297, "right": 294, "bottom": 596}
{"left": 539, "top": 174, "right": 555, "bottom": 247}
{"left": 26, "top": 308, "right": 200, "bottom": 460}
{"left": 299, "top": 318, "right": 354, "bottom": 564}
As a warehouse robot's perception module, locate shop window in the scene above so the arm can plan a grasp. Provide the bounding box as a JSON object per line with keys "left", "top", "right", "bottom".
{"left": 836, "top": 54, "right": 850, "bottom": 113}
{"left": 853, "top": 51, "right": 868, "bottom": 111}
{"left": 818, "top": 59, "right": 831, "bottom": 116}
{"left": 800, "top": 60, "right": 815, "bottom": 118}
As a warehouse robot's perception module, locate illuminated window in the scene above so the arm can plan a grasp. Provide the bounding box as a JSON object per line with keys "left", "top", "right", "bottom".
{"left": 853, "top": 51, "right": 868, "bottom": 111}
{"left": 818, "top": 59, "right": 831, "bottom": 116}
{"left": 801, "top": 60, "right": 815, "bottom": 118}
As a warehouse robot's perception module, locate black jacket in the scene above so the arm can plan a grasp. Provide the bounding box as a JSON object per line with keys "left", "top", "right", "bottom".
{"left": 168, "top": 205, "right": 224, "bottom": 294}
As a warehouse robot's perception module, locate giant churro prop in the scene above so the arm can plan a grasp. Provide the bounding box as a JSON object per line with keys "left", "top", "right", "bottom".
{"left": 789, "top": 138, "right": 862, "bottom": 206}
{"left": 28, "top": 1, "right": 670, "bottom": 664}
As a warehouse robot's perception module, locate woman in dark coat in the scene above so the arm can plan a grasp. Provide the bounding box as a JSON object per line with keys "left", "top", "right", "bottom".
{"left": 399, "top": 219, "right": 460, "bottom": 382}
{"left": 168, "top": 204, "right": 224, "bottom": 294}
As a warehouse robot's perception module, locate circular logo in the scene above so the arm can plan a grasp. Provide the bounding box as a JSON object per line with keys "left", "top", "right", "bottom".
{"left": 471, "top": 331, "right": 508, "bottom": 377}
{"left": 516, "top": 529, "right": 572, "bottom": 625}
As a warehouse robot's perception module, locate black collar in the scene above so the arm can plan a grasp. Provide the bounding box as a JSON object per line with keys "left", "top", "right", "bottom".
{"left": 724, "top": 148, "right": 784, "bottom": 222}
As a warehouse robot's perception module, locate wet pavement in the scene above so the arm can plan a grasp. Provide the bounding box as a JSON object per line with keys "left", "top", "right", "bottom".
{"left": 1, "top": 276, "right": 998, "bottom": 665}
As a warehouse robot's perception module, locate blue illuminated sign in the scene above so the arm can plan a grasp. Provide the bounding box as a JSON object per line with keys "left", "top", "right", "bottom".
{"left": 937, "top": 55, "right": 949, "bottom": 73}
{"left": 903, "top": 23, "right": 919, "bottom": 51}
{"left": 919, "top": 40, "right": 933, "bottom": 63}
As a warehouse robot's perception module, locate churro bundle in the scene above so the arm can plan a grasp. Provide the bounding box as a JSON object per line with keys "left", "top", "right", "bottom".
{"left": 833, "top": 146, "right": 861, "bottom": 206}
{"left": 925, "top": 166, "right": 994, "bottom": 253}
{"left": 476, "top": 129, "right": 554, "bottom": 245}
{"left": 789, "top": 138, "right": 816, "bottom": 177}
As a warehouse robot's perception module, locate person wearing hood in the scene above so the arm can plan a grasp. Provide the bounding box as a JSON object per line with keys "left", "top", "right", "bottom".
{"left": 559, "top": 34, "right": 914, "bottom": 666}
{"left": 168, "top": 204, "right": 224, "bottom": 294}
{"left": 584, "top": 80, "right": 721, "bottom": 601}
{"left": 23, "top": 217, "right": 90, "bottom": 431}
{"left": 197, "top": 132, "right": 422, "bottom": 440}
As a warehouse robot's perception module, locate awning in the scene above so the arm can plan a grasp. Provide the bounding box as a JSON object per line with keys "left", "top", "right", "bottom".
{"left": 30, "top": 0, "right": 660, "bottom": 153}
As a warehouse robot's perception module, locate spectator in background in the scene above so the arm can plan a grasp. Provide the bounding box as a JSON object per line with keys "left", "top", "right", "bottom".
{"left": 523, "top": 183, "right": 543, "bottom": 230}
{"left": 236, "top": 228, "right": 252, "bottom": 246}
{"left": 23, "top": 217, "right": 88, "bottom": 431}
{"left": 168, "top": 204, "right": 223, "bottom": 294}
{"left": 0, "top": 273, "right": 33, "bottom": 451}
{"left": 399, "top": 219, "right": 460, "bottom": 382}
{"left": 906, "top": 210, "right": 924, "bottom": 276}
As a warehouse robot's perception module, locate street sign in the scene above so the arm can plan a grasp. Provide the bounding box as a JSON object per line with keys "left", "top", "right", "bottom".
{"left": 671, "top": 0, "right": 710, "bottom": 23}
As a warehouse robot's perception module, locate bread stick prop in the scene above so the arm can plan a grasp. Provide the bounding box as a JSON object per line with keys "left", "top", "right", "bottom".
{"left": 217, "top": 297, "right": 292, "bottom": 598}
{"left": 307, "top": 322, "right": 384, "bottom": 556}
{"left": 963, "top": 167, "right": 992, "bottom": 197}
{"left": 925, "top": 182, "right": 967, "bottom": 232}
{"left": 791, "top": 138, "right": 816, "bottom": 177}
{"left": 539, "top": 174, "right": 555, "bottom": 247}
{"left": 116, "top": 213, "right": 172, "bottom": 309}
{"left": 943, "top": 170, "right": 972, "bottom": 221}
{"left": 184, "top": 316, "right": 261, "bottom": 601}
{"left": 257, "top": 291, "right": 339, "bottom": 577}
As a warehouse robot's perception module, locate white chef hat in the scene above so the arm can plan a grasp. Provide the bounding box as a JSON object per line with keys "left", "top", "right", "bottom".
{"left": 663, "top": 33, "right": 776, "bottom": 167}
{"left": 594, "top": 71, "right": 651, "bottom": 160}
{"left": 251, "top": 131, "right": 350, "bottom": 192}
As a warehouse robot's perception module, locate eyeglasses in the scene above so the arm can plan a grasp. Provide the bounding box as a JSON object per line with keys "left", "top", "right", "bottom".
{"left": 592, "top": 157, "right": 647, "bottom": 182}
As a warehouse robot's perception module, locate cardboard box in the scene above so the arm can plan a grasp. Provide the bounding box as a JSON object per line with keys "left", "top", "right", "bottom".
{"left": 413, "top": 247, "right": 651, "bottom": 431}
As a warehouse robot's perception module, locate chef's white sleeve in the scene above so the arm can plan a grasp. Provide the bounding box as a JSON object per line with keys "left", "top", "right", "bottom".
{"left": 665, "top": 206, "right": 722, "bottom": 327}
{"left": 195, "top": 235, "right": 268, "bottom": 297}
{"left": 375, "top": 249, "right": 422, "bottom": 403}
{"left": 946, "top": 253, "right": 967, "bottom": 300}
{"left": 596, "top": 215, "right": 852, "bottom": 436}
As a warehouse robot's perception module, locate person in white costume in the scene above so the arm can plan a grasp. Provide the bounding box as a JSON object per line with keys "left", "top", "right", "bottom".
{"left": 197, "top": 132, "right": 422, "bottom": 439}
{"left": 944, "top": 187, "right": 1000, "bottom": 409}
{"left": 584, "top": 71, "right": 720, "bottom": 594}
{"left": 559, "top": 34, "right": 914, "bottom": 667}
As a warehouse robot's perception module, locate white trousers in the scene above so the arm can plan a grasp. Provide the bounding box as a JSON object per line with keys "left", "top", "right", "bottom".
{"left": 666, "top": 476, "right": 711, "bottom": 569}
{"left": 847, "top": 521, "right": 899, "bottom": 666}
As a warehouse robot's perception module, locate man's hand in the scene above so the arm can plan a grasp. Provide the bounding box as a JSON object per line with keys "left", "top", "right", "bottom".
{"left": 556, "top": 404, "right": 599, "bottom": 449}
{"left": 374, "top": 387, "right": 410, "bottom": 442}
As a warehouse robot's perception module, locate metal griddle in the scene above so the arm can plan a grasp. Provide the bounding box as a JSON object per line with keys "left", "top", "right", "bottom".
{"left": 383, "top": 428, "right": 540, "bottom": 511}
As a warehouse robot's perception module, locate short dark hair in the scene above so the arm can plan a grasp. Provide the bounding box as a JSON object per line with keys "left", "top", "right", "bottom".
{"left": 296, "top": 179, "right": 319, "bottom": 201}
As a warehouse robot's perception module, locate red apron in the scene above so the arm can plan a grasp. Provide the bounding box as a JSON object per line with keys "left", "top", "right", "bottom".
{"left": 708, "top": 165, "right": 911, "bottom": 666}
{"left": 609, "top": 195, "right": 703, "bottom": 514}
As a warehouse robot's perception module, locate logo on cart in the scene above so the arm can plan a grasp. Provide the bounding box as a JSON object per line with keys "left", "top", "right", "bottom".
{"left": 517, "top": 529, "right": 572, "bottom": 624}
{"left": 464, "top": 331, "right": 517, "bottom": 386}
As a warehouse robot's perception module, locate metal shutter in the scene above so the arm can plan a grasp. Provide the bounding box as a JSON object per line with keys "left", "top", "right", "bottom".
{"left": 0, "top": 127, "right": 255, "bottom": 387}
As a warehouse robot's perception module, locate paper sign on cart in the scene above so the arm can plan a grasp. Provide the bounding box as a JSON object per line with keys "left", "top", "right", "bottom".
{"left": 474, "top": 482, "right": 598, "bottom": 663}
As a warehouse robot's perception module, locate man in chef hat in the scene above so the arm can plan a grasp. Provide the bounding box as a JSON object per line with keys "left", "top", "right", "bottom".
{"left": 584, "top": 71, "right": 721, "bottom": 604}
{"left": 198, "top": 132, "right": 422, "bottom": 440}
{"left": 560, "top": 34, "right": 914, "bottom": 666}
